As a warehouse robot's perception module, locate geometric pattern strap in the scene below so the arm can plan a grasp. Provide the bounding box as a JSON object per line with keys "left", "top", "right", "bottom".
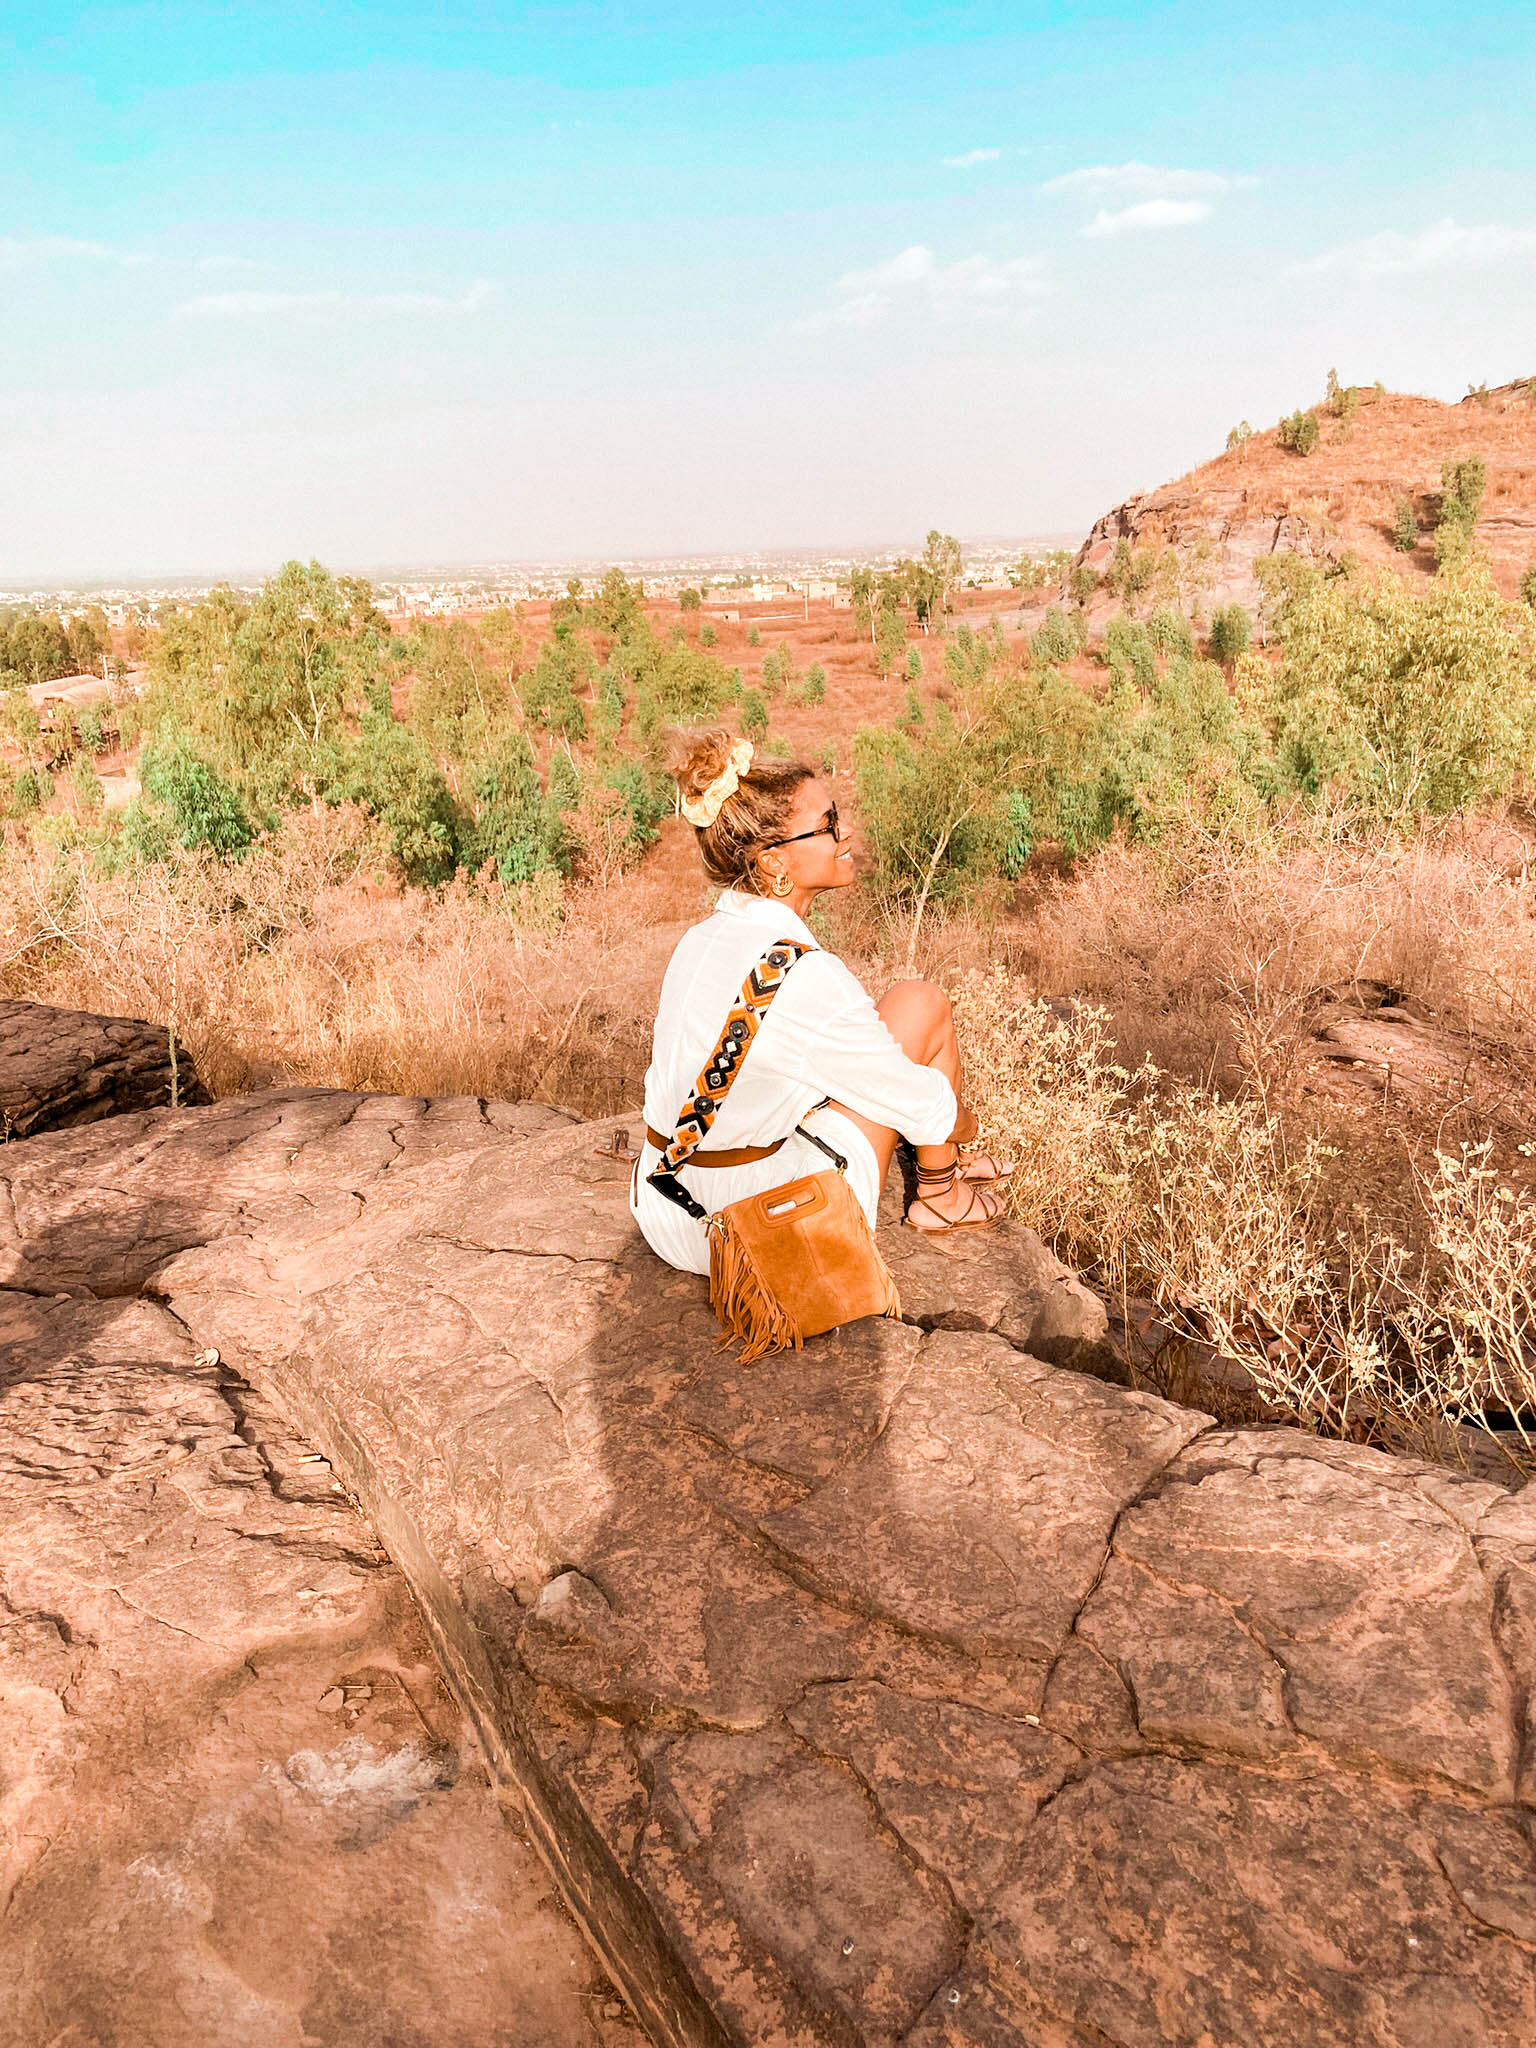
{"left": 649, "top": 939, "right": 811, "bottom": 1188}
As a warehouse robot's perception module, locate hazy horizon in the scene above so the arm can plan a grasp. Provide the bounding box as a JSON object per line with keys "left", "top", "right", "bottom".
{"left": 0, "top": 531, "right": 1087, "bottom": 594}
{"left": 6, "top": 2, "right": 1535, "bottom": 583}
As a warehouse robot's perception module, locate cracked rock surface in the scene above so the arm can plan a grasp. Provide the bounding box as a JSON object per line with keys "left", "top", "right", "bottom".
{"left": 0, "top": 996, "right": 209, "bottom": 1138}
{"left": 5, "top": 1087, "right": 1536, "bottom": 2047}
{"left": 0, "top": 1176, "right": 637, "bottom": 2044}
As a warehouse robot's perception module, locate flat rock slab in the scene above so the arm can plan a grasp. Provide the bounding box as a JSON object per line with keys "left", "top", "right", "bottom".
{"left": 0, "top": 1285, "right": 639, "bottom": 2048}
{"left": 0, "top": 997, "right": 210, "bottom": 1138}
{"left": 5, "top": 1090, "right": 1536, "bottom": 2047}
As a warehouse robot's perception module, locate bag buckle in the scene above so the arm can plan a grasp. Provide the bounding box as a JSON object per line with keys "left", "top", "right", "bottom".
{"left": 794, "top": 1100, "right": 848, "bottom": 1176}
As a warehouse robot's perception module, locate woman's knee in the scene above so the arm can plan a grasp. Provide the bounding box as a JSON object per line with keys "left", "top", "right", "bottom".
{"left": 878, "top": 978, "right": 952, "bottom": 1050}
{"left": 881, "top": 978, "right": 951, "bottom": 1021}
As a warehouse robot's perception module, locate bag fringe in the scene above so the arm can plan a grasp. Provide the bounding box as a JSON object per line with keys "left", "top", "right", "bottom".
{"left": 708, "top": 1214, "right": 804, "bottom": 1365}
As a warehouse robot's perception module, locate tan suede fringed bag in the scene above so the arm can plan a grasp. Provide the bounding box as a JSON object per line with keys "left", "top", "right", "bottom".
{"left": 647, "top": 940, "right": 902, "bottom": 1363}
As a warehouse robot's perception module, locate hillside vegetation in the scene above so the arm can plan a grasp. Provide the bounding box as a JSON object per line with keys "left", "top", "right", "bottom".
{"left": 1080, "top": 374, "right": 1536, "bottom": 618}
{"left": 4, "top": 421, "right": 1536, "bottom": 1470}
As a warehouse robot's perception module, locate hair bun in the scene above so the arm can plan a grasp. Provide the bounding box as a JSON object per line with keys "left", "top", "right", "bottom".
{"left": 670, "top": 726, "right": 740, "bottom": 804}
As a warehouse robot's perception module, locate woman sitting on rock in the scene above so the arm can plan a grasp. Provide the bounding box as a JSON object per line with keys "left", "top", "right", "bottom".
{"left": 629, "top": 727, "right": 1008, "bottom": 1278}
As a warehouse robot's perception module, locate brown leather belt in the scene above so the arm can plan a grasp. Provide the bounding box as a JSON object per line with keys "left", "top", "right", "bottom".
{"left": 644, "top": 1127, "right": 788, "bottom": 1168}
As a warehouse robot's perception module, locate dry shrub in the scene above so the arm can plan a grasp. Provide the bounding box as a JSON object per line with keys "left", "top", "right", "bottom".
{"left": 0, "top": 809, "right": 703, "bottom": 1115}
{"left": 955, "top": 969, "right": 1536, "bottom": 1472}
{"left": 1009, "top": 808, "right": 1536, "bottom": 1094}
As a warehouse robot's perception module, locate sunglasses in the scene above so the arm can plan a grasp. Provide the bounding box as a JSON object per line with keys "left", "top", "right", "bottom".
{"left": 763, "top": 802, "right": 840, "bottom": 851}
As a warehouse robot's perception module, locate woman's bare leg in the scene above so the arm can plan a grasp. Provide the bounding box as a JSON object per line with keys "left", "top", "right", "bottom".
{"left": 826, "top": 980, "right": 1002, "bottom": 1225}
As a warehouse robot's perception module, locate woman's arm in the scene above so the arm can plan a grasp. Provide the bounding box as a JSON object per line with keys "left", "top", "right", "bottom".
{"left": 771, "top": 954, "right": 959, "bottom": 1145}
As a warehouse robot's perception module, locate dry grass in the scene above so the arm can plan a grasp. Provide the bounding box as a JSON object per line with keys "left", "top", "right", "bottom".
{"left": 0, "top": 807, "right": 702, "bottom": 1115}
{"left": 993, "top": 807, "right": 1536, "bottom": 1098}
{"left": 954, "top": 972, "right": 1536, "bottom": 1475}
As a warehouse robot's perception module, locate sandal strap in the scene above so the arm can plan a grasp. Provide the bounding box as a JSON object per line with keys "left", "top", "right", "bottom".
{"left": 914, "top": 1158, "right": 959, "bottom": 1187}
{"left": 906, "top": 1180, "right": 999, "bottom": 1231}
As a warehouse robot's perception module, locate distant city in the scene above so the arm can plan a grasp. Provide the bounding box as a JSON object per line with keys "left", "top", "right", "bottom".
{"left": 0, "top": 536, "right": 1081, "bottom": 625}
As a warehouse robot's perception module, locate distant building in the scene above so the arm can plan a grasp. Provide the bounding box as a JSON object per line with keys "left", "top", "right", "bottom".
{"left": 26, "top": 673, "right": 114, "bottom": 710}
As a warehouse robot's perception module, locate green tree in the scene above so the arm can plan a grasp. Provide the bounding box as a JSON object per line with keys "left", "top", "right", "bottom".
{"left": 9, "top": 767, "right": 47, "bottom": 816}
{"left": 1207, "top": 604, "right": 1251, "bottom": 665}
{"left": 699, "top": 621, "right": 718, "bottom": 647}
{"left": 1147, "top": 607, "right": 1194, "bottom": 659}
{"left": 739, "top": 688, "right": 770, "bottom": 741}
{"left": 999, "top": 793, "right": 1034, "bottom": 877}
{"left": 1268, "top": 564, "right": 1534, "bottom": 816}
{"left": 1277, "top": 410, "right": 1320, "bottom": 455}
{"left": 71, "top": 754, "right": 103, "bottom": 813}
{"left": 2, "top": 684, "right": 40, "bottom": 761}
{"left": 761, "top": 644, "right": 792, "bottom": 693}
{"left": 66, "top": 608, "right": 109, "bottom": 676}
{"left": 603, "top": 757, "right": 671, "bottom": 850}
{"left": 910, "top": 529, "right": 963, "bottom": 628}
{"left": 1434, "top": 455, "right": 1487, "bottom": 571}
{"left": 457, "top": 734, "right": 568, "bottom": 886}
{"left": 1226, "top": 420, "right": 1253, "bottom": 450}
{"left": 1391, "top": 498, "right": 1419, "bottom": 553}
{"left": 1520, "top": 563, "right": 1536, "bottom": 608}
{"left": 802, "top": 663, "right": 826, "bottom": 705}
{"left": 1105, "top": 616, "right": 1157, "bottom": 690}
{"left": 76, "top": 702, "right": 112, "bottom": 754}
{"left": 904, "top": 646, "right": 923, "bottom": 682}
{"left": 1325, "top": 369, "right": 1360, "bottom": 424}
{"left": 678, "top": 587, "right": 702, "bottom": 612}
{"left": 588, "top": 569, "right": 646, "bottom": 636}
{"left": 855, "top": 704, "right": 1009, "bottom": 965}
{"left": 1069, "top": 563, "right": 1100, "bottom": 608}
{"left": 140, "top": 734, "right": 253, "bottom": 856}
{"left": 876, "top": 607, "right": 906, "bottom": 679}
{"left": 5, "top": 611, "right": 71, "bottom": 685}
{"left": 406, "top": 619, "right": 511, "bottom": 772}
{"left": 549, "top": 748, "right": 582, "bottom": 810}
{"left": 1029, "top": 606, "right": 1078, "bottom": 665}
{"left": 747, "top": 624, "right": 761, "bottom": 647}
{"left": 849, "top": 566, "right": 875, "bottom": 641}
{"left": 520, "top": 637, "right": 590, "bottom": 740}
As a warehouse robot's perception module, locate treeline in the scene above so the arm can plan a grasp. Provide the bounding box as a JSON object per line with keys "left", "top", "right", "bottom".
{"left": 0, "top": 604, "right": 112, "bottom": 688}
{"left": 28, "top": 560, "right": 818, "bottom": 886}
{"left": 9, "top": 545, "right": 1535, "bottom": 945}
{"left": 853, "top": 554, "right": 1536, "bottom": 939}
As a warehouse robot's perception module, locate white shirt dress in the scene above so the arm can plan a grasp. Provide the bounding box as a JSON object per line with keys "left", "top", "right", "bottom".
{"left": 630, "top": 888, "right": 958, "bottom": 1275}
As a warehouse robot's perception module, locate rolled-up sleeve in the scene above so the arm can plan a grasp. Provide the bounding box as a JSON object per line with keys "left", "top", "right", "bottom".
{"left": 767, "top": 953, "right": 957, "bottom": 1145}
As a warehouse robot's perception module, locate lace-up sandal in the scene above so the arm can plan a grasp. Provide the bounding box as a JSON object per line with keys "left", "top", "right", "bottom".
{"left": 903, "top": 1158, "right": 1006, "bottom": 1234}
{"left": 958, "top": 1141, "right": 1016, "bottom": 1185}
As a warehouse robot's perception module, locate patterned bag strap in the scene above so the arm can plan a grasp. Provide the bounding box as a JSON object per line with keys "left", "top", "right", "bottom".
{"left": 648, "top": 939, "right": 812, "bottom": 1221}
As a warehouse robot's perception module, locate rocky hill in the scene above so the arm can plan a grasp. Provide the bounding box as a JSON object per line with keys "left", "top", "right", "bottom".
{"left": 7, "top": 1028, "right": 1536, "bottom": 2048}
{"left": 1079, "top": 378, "right": 1536, "bottom": 615}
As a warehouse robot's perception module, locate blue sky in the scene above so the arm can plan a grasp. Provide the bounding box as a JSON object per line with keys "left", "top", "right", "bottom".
{"left": 3, "top": 2, "right": 1534, "bottom": 578}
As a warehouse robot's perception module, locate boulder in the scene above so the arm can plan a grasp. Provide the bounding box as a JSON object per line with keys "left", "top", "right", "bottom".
{"left": 0, "top": 1283, "right": 638, "bottom": 2047}
{"left": 0, "top": 997, "right": 210, "bottom": 1138}
{"left": 5, "top": 1090, "right": 1535, "bottom": 2047}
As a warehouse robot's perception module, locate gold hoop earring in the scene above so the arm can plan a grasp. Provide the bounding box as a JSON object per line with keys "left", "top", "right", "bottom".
{"left": 770, "top": 871, "right": 794, "bottom": 898}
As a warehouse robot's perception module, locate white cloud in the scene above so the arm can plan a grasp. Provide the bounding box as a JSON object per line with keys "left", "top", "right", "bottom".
{"left": 943, "top": 148, "right": 1001, "bottom": 169}
{"left": 0, "top": 235, "right": 149, "bottom": 272}
{"left": 196, "top": 255, "right": 269, "bottom": 274}
{"left": 176, "top": 279, "right": 502, "bottom": 318}
{"left": 796, "top": 243, "right": 1049, "bottom": 332}
{"left": 1290, "top": 217, "right": 1536, "bottom": 279}
{"left": 1082, "top": 199, "right": 1214, "bottom": 238}
{"left": 1040, "top": 162, "right": 1255, "bottom": 200}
